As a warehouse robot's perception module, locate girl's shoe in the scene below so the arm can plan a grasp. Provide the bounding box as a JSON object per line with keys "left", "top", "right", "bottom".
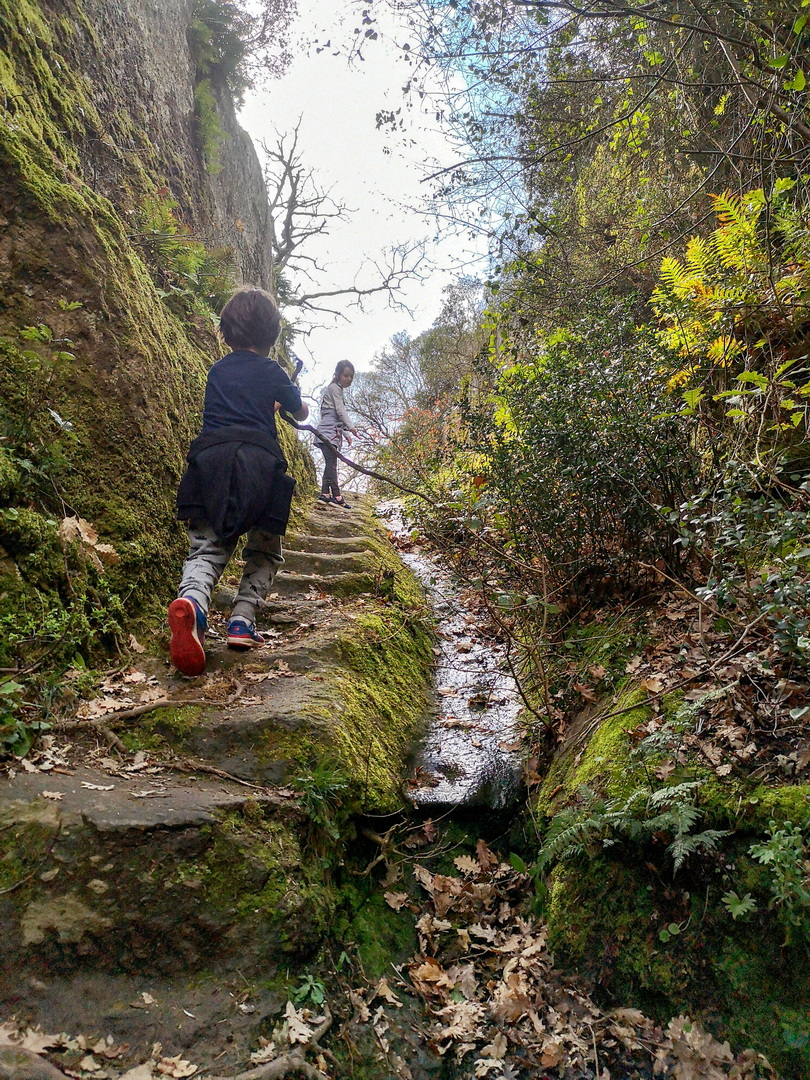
{"left": 330, "top": 495, "right": 351, "bottom": 508}
{"left": 227, "top": 617, "right": 266, "bottom": 648}
{"left": 317, "top": 493, "right": 331, "bottom": 505}
{"left": 168, "top": 597, "right": 207, "bottom": 676}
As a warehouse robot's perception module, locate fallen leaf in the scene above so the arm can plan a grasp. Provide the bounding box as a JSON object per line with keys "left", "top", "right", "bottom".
{"left": 119, "top": 1067, "right": 153, "bottom": 1080}
{"left": 641, "top": 676, "right": 665, "bottom": 693}
{"left": 384, "top": 891, "right": 410, "bottom": 911}
{"left": 540, "top": 1039, "right": 565, "bottom": 1067}
{"left": 59, "top": 516, "right": 99, "bottom": 547}
{"left": 155, "top": 1056, "right": 197, "bottom": 1078}
{"left": 81, "top": 783, "right": 115, "bottom": 791}
{"left": 373, "top": 977, "right": 403, "bottom": 1007}
{"left": 574, "top": 682, "right": 597, "bottom": 702}
{"left": 454, "top": 854, "right": 479, "bottom": 876}
{"left": 475, "top": 839, "right": 498, "bottom": 871}
{"left": 41, "top": 791, "right": 64, "bottom": 801}
{"left": 17, "top": 1029, "right": 62, "bottom": 1054}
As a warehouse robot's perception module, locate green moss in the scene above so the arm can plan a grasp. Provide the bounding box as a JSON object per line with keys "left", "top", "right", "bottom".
{"left": 0, "top": 0, "right": 318, "bottom": 670}
{"left": 534, "top": 685, "right": 650, "bottom": 817}
{"left": 545, "top": 850, "right": 810, "bottom": 1076}
{"left": 169, "top": 808, "right": 334, "bottom": 958}
{"left": 336, "top": 880, "right": 416, "bottom": 980}
{"left": 0, "top": 802, "right": 61, "bottom": 897}
{"left": 746, "top": 782, "right": 810, "bottom": 825}
{"left": 535, "top": 667, "right": 810, "bottom": 1076}
{"left": 328, "top": 613, "right": 433, "bottom": 810}
{"left": 0, "top": 450, "right": 21, "bottom": 500}
{"left": 143, "top": 705, "right": 204, "bottom": 737}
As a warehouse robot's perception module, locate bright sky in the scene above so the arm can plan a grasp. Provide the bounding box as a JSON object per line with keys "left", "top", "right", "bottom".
{"left": 237, "top": 0, "right": 487, "bottom": 397}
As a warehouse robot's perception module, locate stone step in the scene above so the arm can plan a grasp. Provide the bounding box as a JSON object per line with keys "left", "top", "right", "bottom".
{"left": 298, "top": 507, "right": 361, "bottom": 539}
{"left": 279, "top": 548, "right": 377, "bottom": 578}
{"left": 287, "top": 533, "right": 370, "bottom": 555}
{"left": 0, "top": 766, "right": 322, "bottom": 975}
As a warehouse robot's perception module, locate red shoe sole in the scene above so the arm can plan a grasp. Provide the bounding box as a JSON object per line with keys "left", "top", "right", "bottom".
{"left": 168, "top": 598, "right": 206, "bottom": 676}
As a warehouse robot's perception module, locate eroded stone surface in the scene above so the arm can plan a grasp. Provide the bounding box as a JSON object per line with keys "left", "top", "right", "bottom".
{"left": 0, "top": 498, "right": 432, "bottom": 979}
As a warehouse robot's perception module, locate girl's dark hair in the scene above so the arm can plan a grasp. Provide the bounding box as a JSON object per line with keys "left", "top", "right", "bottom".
{"left": 331, "top": 360, "right": 355, "bottom": 384}
{"left": 219, "top": 287, "right": 281, "bottom": 353}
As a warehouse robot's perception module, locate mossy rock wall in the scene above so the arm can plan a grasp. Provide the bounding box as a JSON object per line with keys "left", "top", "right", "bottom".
{"left": 533, "top": 685, "right": 810, "bottom": 1077}
{"left": 0, "top": 0, "right": 306, "bottom": 664}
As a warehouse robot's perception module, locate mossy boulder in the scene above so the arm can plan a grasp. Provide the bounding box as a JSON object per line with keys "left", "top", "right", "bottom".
{"left": 533, "top": 684, "right": 810, "bottom": 1077}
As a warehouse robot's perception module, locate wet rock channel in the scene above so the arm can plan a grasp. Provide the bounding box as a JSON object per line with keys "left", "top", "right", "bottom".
{"left": 380, "top": 504, "right": 525, "bottom": 810}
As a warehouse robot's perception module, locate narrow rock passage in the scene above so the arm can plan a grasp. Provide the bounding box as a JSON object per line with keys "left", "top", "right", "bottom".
{"left": 0, "top": 500, "right": 770, "bottom": 1080}
{"left": 0, "top": 496, "right": 433, "bottom": 1072}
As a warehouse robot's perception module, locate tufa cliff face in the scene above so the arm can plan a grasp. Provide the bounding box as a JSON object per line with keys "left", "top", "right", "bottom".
{"left": 43, "top": 0, "right": 273, "bottom": 285}
{"left": 0, "top": 0, "right": 308, "bottom": 665}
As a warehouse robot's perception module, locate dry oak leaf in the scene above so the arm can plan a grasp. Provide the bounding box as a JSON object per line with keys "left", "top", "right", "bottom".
{"left": 454, "top": 854, "right": 479, "bottom": 876}
{"left": 4, "top": 1027, "right": 63, "bottom": 1054}
{"left": 349, "top": 990, "right": 371, "bottom": 1023}
{"left": 373, "top": 976, "right": 403, "bottom": 1007}
{"left": 641, "top": 675, "right": 665, "bottom": 693}
{"left": 475, "top": 839, "right": 498, "bottom": 871}
{"left": 540, "top": 1038, "right": 565, "bottom": 1068}
{"left": 284, "top": 1001, "right": 319, "bottom": 1045}
{"left": 384, "top": 891, "right": 410, "bottom": 911}
{"left": 119, "top": 1067, "right": 153, "bottom": 1080}
{"left": 41, "top": 791, "right": 64, "bottom": 801}
{"left": 409, "top": 957, "right": 456, "bottom": 995}
{"left": 479, "top": 1032, "right": 507, "bottom": 1061}
{"left": 59, "top": 516, "right": 99, "bottom": 546}
{"left": 413, "top": 864, "right": 434, "bottom": 894}
{"left": 574, "top": 682, "right": 597, "bottom": 702}
{"left": 155, "top": 1056, "right": 197, "bottom": 1078}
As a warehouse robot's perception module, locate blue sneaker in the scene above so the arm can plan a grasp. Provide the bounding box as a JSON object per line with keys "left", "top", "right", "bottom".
{"left": 168, "top": 597, "right": 207, "bottom": 676}
{"left": 227, "top": 617, "right": 266, "bottom": 649}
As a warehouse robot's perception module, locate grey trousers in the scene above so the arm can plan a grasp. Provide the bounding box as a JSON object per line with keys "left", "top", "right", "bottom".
{"left": 177, "top": 520, "right": 284, "bottom": 622}
{"left": 320, "top": 442, "right": 341, "bottom": 498}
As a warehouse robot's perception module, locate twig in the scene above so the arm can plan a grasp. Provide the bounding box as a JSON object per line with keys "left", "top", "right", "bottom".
{"left": 574, "top": 614, "right": 768, "bottom": 747}
{"left": 98, "top": 726, "right": 128, "bottom": 753}
{"left": 282, "top": 414, "right": 550, "bottom": 578}
{"left": 208, "top": 1005, "right": 332, "bottom": 1080}
{"left": 637, "top": 561, "right": 768, "bottom": 640}
{"left": 167, "top": 758, "right": 270, "bottom": 791}
{"left": 0, "top": 820, "right": 61, "bottom": 896}
{"left": 54, "top": 698, "right": 214, "bottom": 734}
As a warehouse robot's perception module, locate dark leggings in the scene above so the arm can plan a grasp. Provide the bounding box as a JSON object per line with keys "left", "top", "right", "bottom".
{"left": 320, "top": 443, "right": 340, "bottom": 497}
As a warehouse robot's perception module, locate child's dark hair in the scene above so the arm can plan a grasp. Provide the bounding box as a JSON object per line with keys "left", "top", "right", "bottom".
{"left": 219, "top": 287, "right": 281, "bottom": 353}
{"left": 331, "top": 360, "right": 355, "bottom": 383}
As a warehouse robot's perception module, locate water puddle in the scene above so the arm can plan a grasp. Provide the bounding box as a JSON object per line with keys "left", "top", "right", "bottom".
{"left": 379, "top": 503, "right": 524, "bottom": 809}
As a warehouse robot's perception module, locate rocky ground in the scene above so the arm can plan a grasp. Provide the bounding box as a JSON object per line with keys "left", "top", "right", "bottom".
{"left": 0, "top": 499, "right": 781, "bottom": 1080}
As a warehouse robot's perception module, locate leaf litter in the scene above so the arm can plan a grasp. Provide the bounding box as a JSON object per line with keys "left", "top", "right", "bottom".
{"left": 354, "top": 831, "right": 774, "bottom": 1080}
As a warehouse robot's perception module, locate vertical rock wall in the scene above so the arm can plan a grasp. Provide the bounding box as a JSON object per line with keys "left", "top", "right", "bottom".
{"left": 0, "top": 0, "right": 300, "bottom": 657}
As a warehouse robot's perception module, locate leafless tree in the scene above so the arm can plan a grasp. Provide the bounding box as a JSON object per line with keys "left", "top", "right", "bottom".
{"left": 261, "top": 122, "right": 428, "bottom": 322}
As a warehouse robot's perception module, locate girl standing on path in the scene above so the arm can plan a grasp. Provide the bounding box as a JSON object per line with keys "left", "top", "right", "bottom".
{"left": 316, "top": 360, "right": 358, "bottom": 508}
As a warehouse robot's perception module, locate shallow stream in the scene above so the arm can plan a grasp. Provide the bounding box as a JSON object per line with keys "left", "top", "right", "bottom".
{"left": 379, "top": 503, "right": 524, "bottom": 809}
